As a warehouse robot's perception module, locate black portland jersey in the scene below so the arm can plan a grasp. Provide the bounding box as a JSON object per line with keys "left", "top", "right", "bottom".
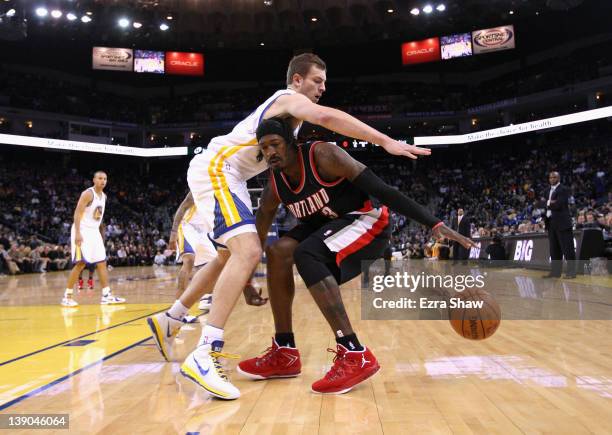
{"left": 269, "top": 141, "right": 371, "bottom": 227}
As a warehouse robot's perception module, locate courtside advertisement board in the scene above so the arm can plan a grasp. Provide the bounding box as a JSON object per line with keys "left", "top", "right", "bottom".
{"left": 165, "top": 52, "right": 204, "bottom": 76}
{"left": 401, "top": 38, "right": 441, "bottom": 65}
{"left": 472, "top": 25, "right": 516, "bottom": 54}
{"left": 92, "top": 47, "right": 133, "bottom": 71}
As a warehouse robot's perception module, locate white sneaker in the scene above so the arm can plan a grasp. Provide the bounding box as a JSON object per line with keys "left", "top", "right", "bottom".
{"left": 100, "top": 293, "right": 126, "bottom": 305}
{"left": 147, "top": 312, "right": 183, "bottom": 361}
{"left": 198, "top": 294, "right": 212, "bottom": 310}
{"left": 180, "top": 341, "right": 241, "bottom": 400}
{"left": 182, "top": 314, "right": 199, "bottom": 324}
{"left": 61, "top": 296, "right": 79, "bottom": 307}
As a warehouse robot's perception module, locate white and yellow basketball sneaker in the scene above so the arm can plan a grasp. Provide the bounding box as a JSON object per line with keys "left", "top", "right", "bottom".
{"left": 180, "top": 341, "right": 241, "bottom": 400}
{"left": 147, "top": 312, "right": 183, "bottom": 361}
{"left": 100, "top": 292, "right": 126, "bottom": 305}
{"left": 61, "top": 296, "right": 79, "bottom": 307}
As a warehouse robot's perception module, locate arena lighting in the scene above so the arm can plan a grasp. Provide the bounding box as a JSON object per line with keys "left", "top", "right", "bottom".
{"left": 159, "top": 22, "right": 169, "bottom": 30}
{"left": 436, "top": 4, "right": 446, "bottom": 11}
{"left": 6, "top": 8, "right": 15, "bottom": 17}
{"left": 410, "top": 7, "right": 420, "bottom": 15}
{"left": 166, "top": 15, "right": 173, "bottom": 20}
{"left": 311, "top": 17, "right": 318, "bottom": 22}
{"left": 423, "top": 5, "right": 433, "bottom": 13}
{"left": 509, "top": 10, "right": 514, "bottom": 14}
{"left": 81, "top": 15, "right": 91, "bottom": 23}
{"left": 2, "top": 106, "right": 611, "bottom": 156}
{"left": 387, "top": 8, "right": 394, "bottom": 13}
{"left": 118, "top": 18, "right": 130, "bottom": 28}
{"left": 133, "top": 21, "right": 142, "bottom": 28}
{"left": 66, "top": 12, "right": 77, "bottom": 21}
{"left": 35, "top": 7, "right": 48, "bottom": 17}
{"left": 51, "top": 9, "right": 62, "bottom": 18}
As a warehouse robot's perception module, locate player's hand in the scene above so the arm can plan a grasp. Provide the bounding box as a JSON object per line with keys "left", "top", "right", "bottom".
{"left": 381, "top": 138, "right": 431, "bottom": 159}
{"left": 75, "top": 233, "right": 83, "bottom": 246}
{"left": 243, "top": 284, "right": 268, "bottom": 306}
{"left": 432, "top": 224, "right": 477, "bottom": 250}
{"left": 168, "top": 231, "right": 177, "bottom": 250}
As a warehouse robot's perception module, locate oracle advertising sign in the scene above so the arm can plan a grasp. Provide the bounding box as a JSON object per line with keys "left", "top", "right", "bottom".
{"left": 165, "top": 52, "right": 204, "bottom": 76}
{"left": 401, "top": 38, "right": 441, "bottom": 65}
{"left": 472, "top": 25, "right": 516, "bottom": 54}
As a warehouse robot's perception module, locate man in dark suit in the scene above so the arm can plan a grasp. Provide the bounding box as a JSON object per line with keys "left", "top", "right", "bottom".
{"left": 452, "top": 208, "right": 471, "bottom": 264}
{"left": 542, "top": 171, "right": 576, "bottom": 278}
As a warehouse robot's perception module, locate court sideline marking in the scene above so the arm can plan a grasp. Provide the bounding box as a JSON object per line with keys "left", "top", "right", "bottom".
{"left": 0, "top": 336, "right": 152, "bottom": 410}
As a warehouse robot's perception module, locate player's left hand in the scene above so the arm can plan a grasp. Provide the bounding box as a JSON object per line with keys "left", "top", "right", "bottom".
{"left": 243, "top": 284, "right": 268, "bottom": 306}
{"left": 432, "top": 224, "right": 478, "bottom": 249}
{"left": 381, "top": 138, "right": 431, "bottom": 159}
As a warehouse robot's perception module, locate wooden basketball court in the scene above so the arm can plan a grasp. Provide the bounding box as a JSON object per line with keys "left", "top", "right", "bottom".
{"left": 0, "top": 264, "right": 610, "bottom": 434}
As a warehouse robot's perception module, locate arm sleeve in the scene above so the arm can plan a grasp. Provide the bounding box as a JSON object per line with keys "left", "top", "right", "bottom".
{"left": 352, "top": 168, "right": 442, "bottom": 228}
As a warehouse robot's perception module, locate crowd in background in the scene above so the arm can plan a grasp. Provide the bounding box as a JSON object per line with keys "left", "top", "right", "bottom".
{"left": 1, "top": 121, "right": 610, "bottom": 275}
{"left": 0, "top": 159, "right": 186, "bottom": 275}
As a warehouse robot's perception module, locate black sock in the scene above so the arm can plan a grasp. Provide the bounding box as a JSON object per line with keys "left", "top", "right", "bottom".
{"left": 336, "top": 333, "right": 364, "bottom": 351}
{"left": 275, "top": 332, "right": 295, "bottom": 348}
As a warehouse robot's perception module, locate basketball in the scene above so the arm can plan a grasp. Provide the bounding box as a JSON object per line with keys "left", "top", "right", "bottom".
{"left": 449, "top": 289, "right": 501, "bottom": 340}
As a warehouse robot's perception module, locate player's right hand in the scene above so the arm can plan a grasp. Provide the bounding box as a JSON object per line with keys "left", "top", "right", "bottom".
{"left": 243, "top": 284, "right": 268, "bottom": 306}
{"left": 381, "top": 138, "right": 431, "bottom": 159}
{"left": 75, "top": 233, "right": 83, "bottom": 246}
{"left": 168, "top": 231, "right": 177, "bottom": 250}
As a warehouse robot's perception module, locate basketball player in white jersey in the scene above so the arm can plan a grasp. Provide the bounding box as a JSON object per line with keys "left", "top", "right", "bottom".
{"left": 148, "top": 53, "right": 430, "bottom": 400}
{"left": 61, "top": 171, "right": 126, "bottom": 307}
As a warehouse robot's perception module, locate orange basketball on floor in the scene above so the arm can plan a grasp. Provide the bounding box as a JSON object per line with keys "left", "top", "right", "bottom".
{"left": 449, "top": 289, "right": 501, "bottom": 340}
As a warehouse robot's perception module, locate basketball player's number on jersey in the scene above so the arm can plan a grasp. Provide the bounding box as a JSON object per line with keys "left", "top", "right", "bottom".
{"left": 94, "top": 206, "right": 103, "bottom": 220}
{"left": 321, "top": 207, "right": 338, "bottom": 219}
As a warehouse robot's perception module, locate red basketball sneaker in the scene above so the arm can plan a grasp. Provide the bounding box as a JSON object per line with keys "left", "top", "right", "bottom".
{"left": 87, "top": 278, "right": 94, "bottom": 290}
{"left": 77, "top": 278, "right": 84, "bottom": 290}
{"left": 237, "top": 338, "right": 301, "bottom": 379}
{"left": 311, "top": 345, "right": 380, "bottom": 394}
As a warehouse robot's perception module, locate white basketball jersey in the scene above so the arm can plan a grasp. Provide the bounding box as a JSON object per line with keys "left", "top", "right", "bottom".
{"left": 202, "top": 88, "right": 302, "bottom": 182}
{"left": 80, "top": 187, "right": 106, "bottom": 229}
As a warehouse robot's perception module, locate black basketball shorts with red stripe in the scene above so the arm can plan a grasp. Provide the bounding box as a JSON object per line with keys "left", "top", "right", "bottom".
{"left": 286, "top": 207, "right": 390, "bottom": 287}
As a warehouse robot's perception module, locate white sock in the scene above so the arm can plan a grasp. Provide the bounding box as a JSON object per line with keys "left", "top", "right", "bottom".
{"left": 64, "top": 288, "right": 73, "bottom": 297}
{"left": 168, "top": 300, "right": 189, "bottom": 320}
{"left": 198, "top": 324, "right": 224, "bottom": 347}
{"left": 101, "top": 287, "right": 111, "bottom": 297}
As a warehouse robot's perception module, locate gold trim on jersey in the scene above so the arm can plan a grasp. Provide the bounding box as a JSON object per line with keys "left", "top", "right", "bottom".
{"left": 177, "top": 224, "right": 185, "bottom": 253}
{"left": 183, "top": 205, "right": 197, "bottom": 224}
{"left": 207, "top": 139, "right": 258, "bottom": 226}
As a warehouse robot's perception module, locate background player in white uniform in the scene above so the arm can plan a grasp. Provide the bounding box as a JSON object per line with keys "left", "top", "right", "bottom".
{"left": 148, "top": 53, "right": 431, "bottom": 400}
{"left": 148, "top": 192, "right": 268, "bottom": 360}
{"left": 61, "top": 171, "right": 126, "bottom": 307}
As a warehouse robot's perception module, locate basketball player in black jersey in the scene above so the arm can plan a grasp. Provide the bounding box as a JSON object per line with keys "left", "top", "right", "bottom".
{"left": 238, "top": 117, "right": 476, "bottom": 394}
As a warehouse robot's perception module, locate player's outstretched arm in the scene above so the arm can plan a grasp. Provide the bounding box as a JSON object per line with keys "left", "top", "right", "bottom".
{"left": 169, "top": 192, "right": 195, "bottom": 248}
{"left": 273, "top": 93, "right": 431, "bottom": 159}
{"left": 314, "top": 142, "right": 476, "bottom": 249}
{"left": 255, "top": 181, "right": 281, "bottom": 248}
